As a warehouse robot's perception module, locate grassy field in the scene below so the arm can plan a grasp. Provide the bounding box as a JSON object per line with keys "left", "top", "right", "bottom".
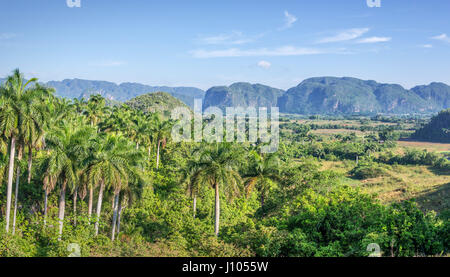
{"left": 299, "top": 117, "right": 450, "bottom": 214}
{"left": 398, "top": 140, "right": 450, "bottom": 153}
{"left": 321, "top": 160, "right": 449, "bottom": 213}
{"left": 311, "top": 129, "right": 366, "bottom": 136}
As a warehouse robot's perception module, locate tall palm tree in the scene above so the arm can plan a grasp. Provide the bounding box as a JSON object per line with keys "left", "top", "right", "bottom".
{"left": 196, "top": 143, "right": 242, "bottom": 236}
{"left": 243, "top": 151, "right": 280, "bottom": 208}
{"left": 40, "top": 96, "right": 73, "bottom": 226}
{"left": 180, "top": 156, "right": 202, "bottom": 218}
{"left": 12, "top": 84, "right": 52, "bottom": 233}
{"left": 43, "top": 123, "right": 93, "bottom": 238}
{"left": 153, "top": 116, "right": 173, "bottom": 169}
{"left": 0, "top": 69, "right": 47, "bottom": 232}
{"left": 83, "top": 94, "right": 106, "bottom": 128}
{"left": 86, "top": 134, "right": 143, "bottom": 237}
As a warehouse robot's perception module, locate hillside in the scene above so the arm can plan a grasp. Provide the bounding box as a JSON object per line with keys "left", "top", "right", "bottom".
{"left": 278, "top": 77, "right": 432, "bottom": 115}
{"left": 412, "top": 109, "right": 450, "bottom": 143}
{"left": 203, "top": 82, "right": 284, "bottom": 111}
{"left": 125, "top": 92, "right": 189, "bottom": 118}
{"left": 411, "top": 82, "right": 450, "bottom": 111}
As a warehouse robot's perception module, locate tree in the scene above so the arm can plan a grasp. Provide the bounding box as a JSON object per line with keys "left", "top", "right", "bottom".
{"left": 196, "top": 143, "right": 242, "bottom": 236}
{"left": 86, "top": 134, "right": 143, "bottom": 237}
{"left": 83, "top": 94, "right": 106, "bottom": 128}
{"left": 244, "top": 151, "right": 280, "bottom": 208}
{"left": 153, "top": 115, "right": 173, "bottom": 169}
{"left": 43, "top": 122, "right": 94, "bottom": 238}
{"left": 0, "top": 69, "right": 48, "bottom": 232}
{"left": 181, "top": 157, "right": 202, "bottom": 218}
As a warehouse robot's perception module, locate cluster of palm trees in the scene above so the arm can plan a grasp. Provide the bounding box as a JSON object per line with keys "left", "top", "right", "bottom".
{"left": 1, "top": 69, "right": 282, "bottom": 241}
{"left": 0, "top": 69, "right": 173, "bottom": 240}
{"left": 181, "top": 143, "right": 281, "bottom": 236}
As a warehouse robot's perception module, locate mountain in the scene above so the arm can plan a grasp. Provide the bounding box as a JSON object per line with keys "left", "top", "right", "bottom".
{"left": 126, "top": 92, "right": 189, "bottom": 119}
{"left": 2, "top": 76, "right": 449, "bottom": 115}
{"left": 411, "top": 109, "right": 450, "bottom": 143}
{"left": 411, "top": 82, "right": 450, "bottom": 111}
{"left": 278, "top": 77, "right": 433, "bottom": 115}
{"left": 45, "top": 79, "right": 204, "bottom": 108}
{"left": 203, "top": 82, "right": 284, "bottom": 111}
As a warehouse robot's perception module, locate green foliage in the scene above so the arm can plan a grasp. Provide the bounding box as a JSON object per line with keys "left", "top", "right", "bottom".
{"left": 412, "top": 109, "right": 450, "bottom": 143}
{"left": 0, "top": 70, "right": 448, "bottom": 257}
{"left": 351, "top": 159, "right": 388, "bottom": 179}
{"left": 126, "top": 92, "right": 189, "bottom": 119}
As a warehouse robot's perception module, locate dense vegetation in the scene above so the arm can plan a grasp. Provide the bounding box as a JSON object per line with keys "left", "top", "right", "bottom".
{"left": 412, "top": 109, "right": 450, "bottom": 143}
{"left": 0, "top": 70, "right": 448, "bottom": 257}
{"left": 126, "top": 92, "right": 189, "bottom": 119}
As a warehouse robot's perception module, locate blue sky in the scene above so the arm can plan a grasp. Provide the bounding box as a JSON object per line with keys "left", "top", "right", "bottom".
{"left": 0, "top": 0, "right": 449, "bottom": 90}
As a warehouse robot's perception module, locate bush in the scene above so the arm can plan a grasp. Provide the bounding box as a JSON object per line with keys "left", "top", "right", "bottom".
{"left": 351, "top": 160, "right": 387, "bottom": 179}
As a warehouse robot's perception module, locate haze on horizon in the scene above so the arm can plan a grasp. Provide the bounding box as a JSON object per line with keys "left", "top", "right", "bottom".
{"left": 0, "top": 0, "right": 449, "bottom": 91}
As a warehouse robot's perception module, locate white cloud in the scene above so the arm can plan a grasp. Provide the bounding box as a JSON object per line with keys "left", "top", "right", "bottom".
{"left": 420, "top": 44, "right": 433, "bottom": 48}
{"left": 198, "top": 31, "right": 254, "bottom": 45}
{"left": 190, "top": 46, "right": 322, "bottom": 58}
{"left": 431, "top": 33, "right": 450, "bottom": 43}
{"left": 0, "top": 33, "right": 17, "bottom": 40}
{"left": 317, "top": 28, "right": 370, "bottom": 43}
{"left": 357, "top": 36, "right": 391, "bottom": 44}
{"left": 257, "top": 60, "right": 271, "bottom": 69}
{"left": 280, "top": 11, "right": 298, "bottom": 30}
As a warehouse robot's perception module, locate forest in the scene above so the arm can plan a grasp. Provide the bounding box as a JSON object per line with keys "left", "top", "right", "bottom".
{"left": 0, "top": 69, "right": 448, "bottom": 257}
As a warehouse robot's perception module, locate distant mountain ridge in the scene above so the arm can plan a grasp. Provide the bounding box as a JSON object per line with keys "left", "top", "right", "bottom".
{"left": 278, "top": 77, "right": 450, "bottom": 115}
{"left": 1, "top": 76, "right": 449, "bottom": 115}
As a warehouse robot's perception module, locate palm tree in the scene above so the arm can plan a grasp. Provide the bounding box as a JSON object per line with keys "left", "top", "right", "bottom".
{"left": 180, "top": 156, "right": 202, "bottom": 218}
{"left": 43, "top": 123, "right": 93, "bottom": 238}
{"left": 23, "top": 84, "right": 53, "bottom": 185}
{"left": 86, "top": 134, "right": 143, "bottom": 237}
{"left": 12, "top": 84, "right": 52, "bottom": 233}
{"left": 243, "top": 151, "right": 280, "bottom": 208}
{"left": 153, "top": 116, "right": 173, "bottom": 169}
{"left": 0, "top": 69, "right": 47, "bottom": 232}
{"left": 196, "top": 143, "right": 242, "bottom": 236}
{"left": 83, "top": 94, "right": 106, "bottom": 128}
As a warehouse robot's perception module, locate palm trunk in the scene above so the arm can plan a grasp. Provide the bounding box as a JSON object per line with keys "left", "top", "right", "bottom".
{"left": 12, "top": 165, "right": 20, "bottom": 235}
{"left": 193, "top": 195, "right": 197, "bottom": 219}
{"left": 58, "top": 181, "right": 67, "bottom": 240}
{"left": 43, "top": 190, "right": 48, "bottom": 227}
{"left": 117, "top": 201, "right": 123, "bottom": 234}
{"left": 261, "top": 193, "right": 265, "bottom": 208}
{"left": 94, "top": 181, "right": 105, "bottom": 236}
{"left": 73, "top": 187, "right": 78, "bottom": 226}
{"left": 27, "top": 145, "right": 32, "bottom": 184}
{"left": 111, "top": 192, "right": 119, "bottom": 241}
{"left": 88, "top": 187, "right": 93, "bottom": 224}
{"left": 5, "top": 136, "right": 16, "bottom": 233}
{"left": 156, "top": 140, "right": 161, "bottom": 169}
{"left": 214, "top": 183, "right": 220, "bottom": 236}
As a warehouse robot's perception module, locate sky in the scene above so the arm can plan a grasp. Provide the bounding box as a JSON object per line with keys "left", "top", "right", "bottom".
{"left": 0, "top": 0, "right": 449, "bottom": 90}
